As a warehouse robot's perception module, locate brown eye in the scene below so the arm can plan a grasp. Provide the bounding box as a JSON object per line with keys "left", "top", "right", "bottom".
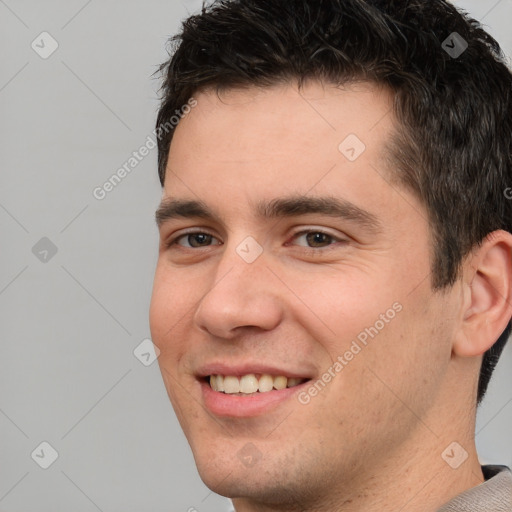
{"left": 185, "top": 233, "right": 214, "bottom": 247}
{"left": 168, "top": 231, "right": 221, "bottom": 248}
{"left": 293, "top": 231, "right": 337, "bottom": 248}
{"left": 304, "top": 232, "right": 333, "bottom": 247}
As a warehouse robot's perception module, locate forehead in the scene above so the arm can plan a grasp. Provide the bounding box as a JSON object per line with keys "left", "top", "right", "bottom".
{"left": 163, "top": 80, "right": 404, "bottom": 223}
{"left": 169, "top": 80, "right": 395, "bottom": 163}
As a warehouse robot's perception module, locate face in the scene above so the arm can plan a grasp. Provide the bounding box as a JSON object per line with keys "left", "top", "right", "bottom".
{"left": 149, "top": 81, "right": 459, "bottom": 507}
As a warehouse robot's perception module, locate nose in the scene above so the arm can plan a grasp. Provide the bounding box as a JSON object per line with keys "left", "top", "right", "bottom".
{"left": 193, "top": 242, "right": 283, "bottom": 339}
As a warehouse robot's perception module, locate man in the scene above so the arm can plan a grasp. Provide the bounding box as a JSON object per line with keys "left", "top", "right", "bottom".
{"left": 149, "top": 0, "right": 512, "bottom": 510}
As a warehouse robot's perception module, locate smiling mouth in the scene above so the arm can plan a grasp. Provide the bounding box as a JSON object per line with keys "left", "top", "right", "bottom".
{"left": 208, "top": 374, "right": 309, "bottom": 395}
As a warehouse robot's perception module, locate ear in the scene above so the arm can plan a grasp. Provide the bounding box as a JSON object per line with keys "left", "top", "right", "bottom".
{"left": 453, "top": 230, "right": 512, "bottom": 357}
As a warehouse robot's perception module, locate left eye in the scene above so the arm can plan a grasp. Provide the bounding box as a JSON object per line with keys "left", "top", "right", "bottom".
{"left": 292, "top": 231, "right": 340, "bottom": 248}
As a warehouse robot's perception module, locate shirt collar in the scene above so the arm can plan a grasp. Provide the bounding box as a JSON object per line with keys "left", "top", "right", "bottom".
{"left": 437, "top": 465, "right": 512, "bottom": 511}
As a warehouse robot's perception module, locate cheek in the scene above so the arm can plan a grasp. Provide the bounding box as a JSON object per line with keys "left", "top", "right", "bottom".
{"left": 150, "top": 270, "right": 196, "bottom": 419}
{"left": 290, "top": 266, "right": 447, "bottom": 399}
{"left": 352, "top": 290, "right": 454, "bottom": 417}
{"left": 149, "top": 263, "right": 193, "bottom": 359}
{"left": 283, "top": 266, "right": 403, "bottom": 355}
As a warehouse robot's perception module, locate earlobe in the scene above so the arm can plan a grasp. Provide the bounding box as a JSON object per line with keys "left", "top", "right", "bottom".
{"left": 453, "top": 230, "right": 512, "bottom": 357}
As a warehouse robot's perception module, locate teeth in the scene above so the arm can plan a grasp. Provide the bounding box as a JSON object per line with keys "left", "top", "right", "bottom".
{"left": 240, "top": 374, "right": 259, "bottom": 393}
{"left": 273, "top": 375, "right": 287, "bottom": 390}
{"left": 223, "top": 376, "right": 240, "bottom": 394}
{"left": 208, "top": 374, "right": 306, "bottom": 394}
{"left": 258, "top": 374, "right": 274, "bottom": 392}
{"left": 215, "top": 374, "right": 224, "bottom": 392}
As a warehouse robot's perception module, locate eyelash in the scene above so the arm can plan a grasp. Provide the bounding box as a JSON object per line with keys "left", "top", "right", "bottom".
{"left": 165, "top": 228, "right": 346, "bottom": 252}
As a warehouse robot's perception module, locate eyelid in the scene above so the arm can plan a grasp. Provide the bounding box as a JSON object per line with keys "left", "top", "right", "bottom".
{"left": 164, "top": 228, "right": 221, "bottom": 248}
{"left": 287, "top": 227, "right": 348, "bottom": 244}
{"left": 164, "top": 226, "right": 348, "bottom": 250}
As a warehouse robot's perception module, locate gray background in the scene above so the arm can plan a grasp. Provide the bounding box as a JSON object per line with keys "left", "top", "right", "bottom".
{"left": 1, "top": 0, "right": 511, "bottom": 510}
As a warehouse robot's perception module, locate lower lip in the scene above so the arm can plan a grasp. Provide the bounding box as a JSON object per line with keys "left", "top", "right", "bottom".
{"left": 200, "top": 380, "right": 309, "bottom": 417}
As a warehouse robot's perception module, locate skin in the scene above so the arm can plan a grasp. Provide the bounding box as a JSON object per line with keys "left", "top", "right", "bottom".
{"left": 149, "top": 80, "right": 512, "bottom": 511}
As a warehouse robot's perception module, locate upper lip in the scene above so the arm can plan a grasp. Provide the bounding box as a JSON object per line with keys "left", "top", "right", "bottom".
{"left": 196, "top": 362, "right": 314, "bottom": 380}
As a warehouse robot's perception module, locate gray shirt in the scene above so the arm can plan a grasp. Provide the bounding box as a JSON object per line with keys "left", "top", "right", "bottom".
{"left": 438, "top": 465, "right": 512, "bottom": 511}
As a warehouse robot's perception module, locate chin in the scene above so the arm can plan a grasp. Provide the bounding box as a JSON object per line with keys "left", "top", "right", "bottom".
{"left": 189, "top": 438, "right": 260, "bottom": 493}
{"left": 197, "top": 466, "right": 298, "bottom": 505}
{"left": 190, "top": 438, "right": 317, "bottom": 506}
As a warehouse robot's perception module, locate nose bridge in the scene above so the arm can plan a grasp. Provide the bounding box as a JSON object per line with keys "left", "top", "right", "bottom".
{"left": 193, "top": 237, "right": 282, "bottom": 337}
{"left": 211, "top": 234, "right": 269, "bottom": 292}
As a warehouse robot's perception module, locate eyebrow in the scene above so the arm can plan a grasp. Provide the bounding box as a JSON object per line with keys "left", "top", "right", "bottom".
{"left": 155, "top": 195, "right": 382, "bottom": 233}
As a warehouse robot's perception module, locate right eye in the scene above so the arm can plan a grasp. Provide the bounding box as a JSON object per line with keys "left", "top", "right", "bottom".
{"left": 166, "top": 231, "right": 222, "bottom": 249}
